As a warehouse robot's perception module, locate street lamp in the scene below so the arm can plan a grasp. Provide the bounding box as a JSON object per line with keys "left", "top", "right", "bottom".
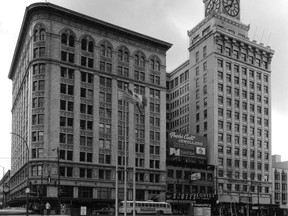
{"left": 11, "top": 132, "right": 29, "bottom": 216}
{"left": 52, "top": 147, "right": 61, "bottom": 214}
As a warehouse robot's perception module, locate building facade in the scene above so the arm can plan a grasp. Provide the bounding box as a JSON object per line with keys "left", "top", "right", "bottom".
{"left": 272, "top": 155, "right": 288, "bottom": 215}
{"left": 167, "top": 0, "right": 275, "bottom": 215}
{"left": 0, "top": 170, "right": 10, "bottom": 209}
{"left": 8, "top": 2, "right": 171, "bottom": 212}
{"left": 166, "top": 63, "right": 216, "bottom": 214}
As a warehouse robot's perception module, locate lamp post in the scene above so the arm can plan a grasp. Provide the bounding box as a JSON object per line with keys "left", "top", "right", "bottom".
{"left": 53, "top": 147, "right": 61, "bottom": 214}
{"left": 257, "top": 183, "right": 260, "bottom": 216}
{"left": 11, "top": 132, "right": 29, "bottom": 216}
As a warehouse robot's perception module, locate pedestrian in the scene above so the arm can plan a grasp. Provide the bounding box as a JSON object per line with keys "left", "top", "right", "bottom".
{"left": 40, "top": 202, "right": 45, "bottom": 216}
{"left": 45, "top": 202, "right": 51, "bottom": 215}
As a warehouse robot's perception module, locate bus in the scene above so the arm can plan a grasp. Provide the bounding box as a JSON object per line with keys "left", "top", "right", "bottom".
{"left": 119, "top": 200, "right": 172, "bottom": 215}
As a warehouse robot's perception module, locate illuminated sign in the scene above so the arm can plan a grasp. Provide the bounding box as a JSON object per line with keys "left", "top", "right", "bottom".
{"left": 168, "top": 132, "right": 207, "bottom": 160}
{"left": 166, "top": 192, "right": 216, "bottom": 201}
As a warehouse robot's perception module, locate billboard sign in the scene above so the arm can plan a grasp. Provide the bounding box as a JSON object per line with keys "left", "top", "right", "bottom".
{"left": 168, "top": 132, "right": 207, "bottom": 160}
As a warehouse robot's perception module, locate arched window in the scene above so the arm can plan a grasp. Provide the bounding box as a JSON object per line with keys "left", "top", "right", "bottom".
{"left": 88, "top": 41, "right": 94, "bottom": 53}
{"left": 156, "top": 61, "right": 160, "bottom": 71}
{"left": 150, "top": 59, "right": 155, "bottom": 70}
{"left": 69, "top": 35, "right": 74, "bottom": 47}
{"left": 135, "top": 55, "right": 139, "bottom": 65}
{"left": 81, "top": 39, "right": 87, "bottom": 51}
{"left": 34, "top": 30, "right": 39, "bottom": 42}
{"left": 124, "top": 52, "right": 129, "bottom": 63}
{"left": 61, "top": 33, "right": 67, "bottom": 45}
{"left": 100, "top": 42, "right": 112, "bottom": 58}
{"left": 100, "top": 45, "right": 105, "bottom": 56}
{"left": 39, "top": 29, "right": 46, "bottom": 40}
{"left": 107, "top": 47, "right": 112, "bottom": 58}
{"left": 118, "top": 50, "right": 123, "bottom": 61}
{"left": 140, "top": 57, "right": 145, "bottom": 67}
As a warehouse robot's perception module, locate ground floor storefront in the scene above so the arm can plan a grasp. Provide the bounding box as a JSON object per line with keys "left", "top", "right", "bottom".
{"left": 218, "top": 202, "right": 280, "bottom": 216}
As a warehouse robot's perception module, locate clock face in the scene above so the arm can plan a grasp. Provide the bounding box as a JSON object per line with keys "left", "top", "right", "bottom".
{"left": 223, "top": 0, "right": 240, "bottom": 17}
{"left": 206, "top": 0, "right": 220, "bottom": 16}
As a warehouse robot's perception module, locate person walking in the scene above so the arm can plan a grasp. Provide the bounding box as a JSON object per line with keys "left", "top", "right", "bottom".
{"left": 45, "top": 202, "right": 51, "bottom": 215}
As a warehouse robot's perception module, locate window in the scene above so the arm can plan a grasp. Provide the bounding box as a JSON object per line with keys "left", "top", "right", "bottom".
{"left": 80, "top": 152, "right": 93, "bottom": 163}
{"left": 203, "top": 46, "right": 207, "bottom": 57}
{"left": 33, "top": 80, "right": 45, "bottom": 91}
{"left": 60, "top": 116, "right": 73, "bottom": 127}
{"left": 150, "top": 59, "right": 161, "bottom": 71}
{"left": 59, "top": 133, "right": 73, "bottom": 144}
{"left": 225, "top": 47, "right": 231, "bottom": 56}
{"left": 134, "top": 53, "right": 145, "bottom": 67}
{"left": 100, "top": 76, "right": 112, "bottom": 88}
{"left": 81, "top": 38, "right": 94, "bottom": 52}
{"left": 60, "top": 83, "right": 74, "bottom": 95}
{"left": 99, "top": 153, "right": 111, "bottom": 164}
{"left": 61, "top": 32, "right": 75, "bottom": 47}
{"left": 60, "top": 100, "right": 74, "bottom": 112}
{"left": 99, "top": 123, "right": 111, "bottom": 134}
{"left": 196, "top": 51, "right": 199, "bottom": 62}
{"left": 81, "top": 72, "right": 94, "bottom": 83}
{"left": 203, "top": 62, "right": 207, "bottom": 71}
{"left": 61, "top": 67, "right": 74, "bottom": 79}
{"left": 217, "top": 59, "right": 223, "bottom": 68}
{"left": 99, "top": 92, "right": 112, "bottom": 103}
{"left": 226, "top": 62, "right": 232, "bottom": 71}
{"left": 80, "top": 104, "right": 93, "bottom": 115}
{"left": 33, "top": 63, "right": 46, "bottom": 75}
{"left": 61, "top": 51, "right": 74, "bottom": 63}
{"left": 33, "top": 47, "right": 45, "bottom": 58}
{"left": 150, "top": 88, "right": 160, "bottom": 99}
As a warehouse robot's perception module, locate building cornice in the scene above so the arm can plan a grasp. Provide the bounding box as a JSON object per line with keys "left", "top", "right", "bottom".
{"left": 8, "top": 2, "right": 172, "bottom": 79}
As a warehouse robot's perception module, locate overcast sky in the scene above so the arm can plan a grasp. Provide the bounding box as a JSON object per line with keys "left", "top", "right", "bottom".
{"left": 0, "top": 0, "right": 287, "bottom": 176}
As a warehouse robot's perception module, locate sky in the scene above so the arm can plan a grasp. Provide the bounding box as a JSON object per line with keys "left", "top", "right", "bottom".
{"left": 0, "top": 0, "right": 288, "bottom": 177}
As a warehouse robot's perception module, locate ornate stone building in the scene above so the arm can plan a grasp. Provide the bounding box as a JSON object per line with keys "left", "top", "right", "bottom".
{"left": 8, "top": 2, "right": 171, "bottom": 212}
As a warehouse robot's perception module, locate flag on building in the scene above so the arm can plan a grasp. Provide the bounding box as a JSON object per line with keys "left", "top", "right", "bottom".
{"left": 118, "top": 88, "right": 147, "bottom": 108}
{"left": 191, "top": 172, "right": 201, "bottom": 181}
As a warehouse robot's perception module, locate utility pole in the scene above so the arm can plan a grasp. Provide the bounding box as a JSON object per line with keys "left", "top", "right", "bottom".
{"left": 57, "top": 147, "right": 61, "bottom": 214}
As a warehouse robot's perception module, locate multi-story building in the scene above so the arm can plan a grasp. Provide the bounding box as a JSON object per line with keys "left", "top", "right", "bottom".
{"left": 0, "top": 170, "right": 10, "bottom": 209}
{"left": 272, "top": 155, "right": 288, "bottom": 215}
{"left": 8, "top": 2, "right": 171, "bottom": 213}
{"left": 167, "top": 0, "right": 275, "bottom": 215}
{"left": 166, "top": 63, "right": 216, "bottom": 214}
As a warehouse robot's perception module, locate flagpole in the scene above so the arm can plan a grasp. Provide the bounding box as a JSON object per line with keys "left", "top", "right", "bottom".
{"left": 124, "top": 100, "right": 127, "bottom": 216}
{"left": 133, "top": 106, "right": 136, "bottom": 216}
{"left": 115, "top": 90, "right": 119, "bottom": 216}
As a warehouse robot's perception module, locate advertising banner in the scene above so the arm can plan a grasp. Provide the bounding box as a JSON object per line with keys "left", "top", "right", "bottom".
{"left": 167, "top": 132, "right": 207, "bottom": 160}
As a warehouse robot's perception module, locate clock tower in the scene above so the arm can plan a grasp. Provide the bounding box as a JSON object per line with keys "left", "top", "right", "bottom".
{"left": 204, "top": 0, "right": 240, "bottom": 20}
{"left": 185, "top": 0, "right": 274, "bottom": 214}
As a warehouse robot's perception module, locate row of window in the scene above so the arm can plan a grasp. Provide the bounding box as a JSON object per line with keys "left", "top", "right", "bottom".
{"left": 218, "top": 72, "right": 269, "bottom": 93}
{"left": 217, "top": 58, "right": 269, "bottom": 82}
{"left": 218, "top": 131, "right": 269, "bottom": 143}
{"left": 33, "top": 28, "right": 162, "bottom": 70}
{"left": 167, "top": 169, "right": 213, "bottom": 181}
{"left": 216, "top": 43, "right": 269, "bottom": 70}
{"left": 167, "top": 70, "right": 189, "bottom": 90}
{"left": 218, "top": 158, "right": 269, "bottom": 170}
{"left": 218, "top": 183, "right": 270, "bottom": 194}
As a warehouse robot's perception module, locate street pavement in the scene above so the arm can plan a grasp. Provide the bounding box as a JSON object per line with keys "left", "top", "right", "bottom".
{"left": 0, "top": 207, "right": 69, "bottom": 215}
